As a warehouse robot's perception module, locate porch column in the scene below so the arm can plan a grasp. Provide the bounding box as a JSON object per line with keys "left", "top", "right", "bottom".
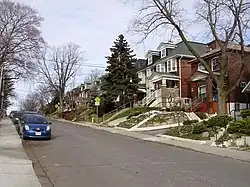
{"left": 161, "top": 78, "right": 167, "bottom": 111}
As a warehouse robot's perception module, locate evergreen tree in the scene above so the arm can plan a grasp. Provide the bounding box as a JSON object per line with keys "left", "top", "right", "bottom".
{"left": 101, "top": 34, "right": 140, "bottom": 109}
{"left": 2, "top": 71, "right": 15, "bottom": 109}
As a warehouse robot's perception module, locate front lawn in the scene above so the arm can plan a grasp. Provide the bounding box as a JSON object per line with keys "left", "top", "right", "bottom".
{"left": 164, "top": 123, "right": 212, "bottom": 141}
{"left": 111, "top": 107, "right": 160, "bottom": 121}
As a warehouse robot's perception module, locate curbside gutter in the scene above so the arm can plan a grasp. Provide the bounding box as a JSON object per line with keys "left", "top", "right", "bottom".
{"left": 53, "top": 118, "right": 250, "bottom": 162}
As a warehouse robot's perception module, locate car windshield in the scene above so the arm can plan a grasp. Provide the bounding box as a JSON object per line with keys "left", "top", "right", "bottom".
{"left": 23, "top": 115, "right": 48, "bottom": 124}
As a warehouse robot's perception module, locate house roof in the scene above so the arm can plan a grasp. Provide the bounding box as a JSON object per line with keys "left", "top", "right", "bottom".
{"left": 156, "top": 42, "right": 177, "bottom": 50}
{"left": 137, "top": 41, "right": 209, "bottom": 73}
{"left": 189, "top": 71, "right": 208, "bottom": 82}
{"left": 145, "top": 50, "right": 160, "bottom": 58}
{"left": 189, "top": 43, "right": 250, "bottom": 63}
{"left": 167, "top": 41, "right": 209, "bottom": 57}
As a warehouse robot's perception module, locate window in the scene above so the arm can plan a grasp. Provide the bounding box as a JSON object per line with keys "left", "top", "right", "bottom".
{"left": 167, "top": 60, "right": 171, "bottom": 72}
{"left": 156, "top": 64, "right": 161, "bottom": 72}
{"left": 198, "top": 85, "right": 206, "bottom": 99}
{"left": 240, "top": 82, "right": 247, "bottom": 88}
{"left": 161, "top": 48, "right": 166, "bottom": 58}
{"left": 167, "top": 59, "right": 177, "bottom": 72}
{"left": 212, "top": 57, "right": 220, "bottom": 71}
{"left": 146, "top": 69, "right": 151, "bottom": 77}
{"left": 172, "top": 60, "right": 176, "bottom": 71}
{"left": 148, "top": 56, "right": 153, "bottom": 65}
{"left": 161, "top": 64, "right": 165, "bottom": 72}
{"left": 184, "top": 98, "right": 190, "bottom": 104}
{"left": 198, "top": 63, "right": 206, "bottom": 71}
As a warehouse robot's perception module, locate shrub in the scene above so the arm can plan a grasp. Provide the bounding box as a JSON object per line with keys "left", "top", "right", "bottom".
{"left": 228, "top": 119, "right": 250, "bottom": 135}
{"left": 192, "top": 123, "right": 207, "bottom": 134}
{"left": 126, "top": 111, "right": 142, "bottom": 119}
{"left": 206, "top": 116, "right": 233, "bottom": 128}
{"left": 195, "top": 112, "right": 207, "bottom": 119}
{"left": 241, "top": 109, "right": 250, "bottom": 119}
{"left": 183, "top": 120, "right": 199, "bottom": 126}
{"left": 171, "top": 106, "right": 185, "bottom": 111}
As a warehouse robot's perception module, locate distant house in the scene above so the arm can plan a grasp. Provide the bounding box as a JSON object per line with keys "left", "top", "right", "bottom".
{"left": 78, "top": 78, "right": 102, "bottom": 108}
{"left": 136, "top": 41, "right": 209, "bottom": 108}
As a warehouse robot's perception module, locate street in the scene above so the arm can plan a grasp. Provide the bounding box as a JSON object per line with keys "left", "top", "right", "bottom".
{"left": 23, "top": 121, "right": 250, "bottom": 187}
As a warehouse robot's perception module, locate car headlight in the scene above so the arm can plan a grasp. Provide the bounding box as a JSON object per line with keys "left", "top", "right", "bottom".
{"left": 46, "top": 125, "right": 51, "bottom": 131}
{"left": 24, "top": 125, "right": 29, "bottom": 130}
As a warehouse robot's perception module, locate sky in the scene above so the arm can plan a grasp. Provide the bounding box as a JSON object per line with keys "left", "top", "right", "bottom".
{"left": 9, "top": 0, "right": 198, "bottom": 111}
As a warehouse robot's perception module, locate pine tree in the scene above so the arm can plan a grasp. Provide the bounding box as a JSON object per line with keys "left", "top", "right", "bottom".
{"left": 2, "top": 71, "right": 15, "bottom": 109}
{"left": 101, "top": 34, "right": 140, "bottom": 109}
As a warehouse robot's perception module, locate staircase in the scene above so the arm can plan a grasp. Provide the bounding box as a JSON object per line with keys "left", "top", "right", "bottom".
{"left": 142, "top": 90, "right": 156, "bottom": 106}
{"left": 188, "top": 97, "right": 203, "bottom": 112}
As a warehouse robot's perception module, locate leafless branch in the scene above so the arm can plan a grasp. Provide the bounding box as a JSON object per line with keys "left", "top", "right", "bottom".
{"left": 0, "top": 0, "right": 44, "bottom": 80}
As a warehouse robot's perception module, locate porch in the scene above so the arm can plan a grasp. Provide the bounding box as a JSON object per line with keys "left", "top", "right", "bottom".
{"left": 190, "top": 72, "right": 218, "bottom": 113}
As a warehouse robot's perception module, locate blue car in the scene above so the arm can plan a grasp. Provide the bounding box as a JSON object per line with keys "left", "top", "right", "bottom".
{"left": 19, "top": 114, "right": 51, "bottom": 140}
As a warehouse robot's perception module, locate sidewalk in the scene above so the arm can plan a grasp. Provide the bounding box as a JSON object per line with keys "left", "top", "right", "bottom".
{"left": 56, "top": 118, "right": 250, "bottom": 162}
{"left": 0, "top": 118, "right": 41, "bottom": 187}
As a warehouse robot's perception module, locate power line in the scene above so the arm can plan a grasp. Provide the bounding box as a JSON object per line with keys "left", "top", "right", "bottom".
{"left": 79, "top": 64, "right": 106, "bottom": 68}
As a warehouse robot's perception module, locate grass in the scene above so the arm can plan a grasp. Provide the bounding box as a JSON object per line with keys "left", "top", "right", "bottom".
{"left": 140, "top": 112, "right": 188, "bottom": 128}
{"left": 110, "top": 107, "right": 160, "bottom": 122}
{"left": 164, "top": 125, "right": 211, "bottom": 141}
{"left": 117, "top": 113, "right": 152, "bottom": 129}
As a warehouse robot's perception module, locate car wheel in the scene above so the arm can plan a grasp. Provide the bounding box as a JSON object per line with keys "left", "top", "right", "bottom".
{"left": 46, "top": 136, "right": 51, "bottom": 141}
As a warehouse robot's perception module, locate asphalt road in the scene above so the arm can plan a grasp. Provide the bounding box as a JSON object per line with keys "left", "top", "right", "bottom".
{"left": 23, "top": 120, "right": 250, "bottom": 187}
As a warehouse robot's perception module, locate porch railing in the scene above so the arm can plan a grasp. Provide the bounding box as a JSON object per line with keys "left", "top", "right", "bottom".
{"left": 142, "top": 90, "right": 156, "bottom": 106}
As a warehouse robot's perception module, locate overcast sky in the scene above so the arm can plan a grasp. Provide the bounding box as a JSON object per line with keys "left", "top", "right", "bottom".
{"left": 10, "top": 0, "right": 200, "bottom": 111}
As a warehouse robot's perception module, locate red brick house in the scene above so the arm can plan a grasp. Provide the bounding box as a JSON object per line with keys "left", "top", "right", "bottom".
{"left": 189, "top": 41, "right": 250, "bottom": 114}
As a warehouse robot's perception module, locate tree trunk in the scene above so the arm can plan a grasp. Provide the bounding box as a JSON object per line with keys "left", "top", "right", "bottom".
{"left": 59, "top": 91, "right": 64, "bottom": 118}
{"left": 218, "top": 86, "right": 227, "bottom": 116}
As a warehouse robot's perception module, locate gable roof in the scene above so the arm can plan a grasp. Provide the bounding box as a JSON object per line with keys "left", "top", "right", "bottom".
{"left": 190, "top": 43, "right": 250, "bottom": 63}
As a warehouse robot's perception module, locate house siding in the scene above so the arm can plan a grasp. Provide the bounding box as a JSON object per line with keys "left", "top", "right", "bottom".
{"left": 179, "top": 58, "right": 193, "bottom": 98}
{"left": 228, "top": 53, "right": 250, "bottom": 103}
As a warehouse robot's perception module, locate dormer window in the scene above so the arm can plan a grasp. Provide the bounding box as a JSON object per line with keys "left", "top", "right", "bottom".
{"left": 148, "top": 56, "right": 153, "bottom": 65}
{"left": 161, "top": 48, "right": 166, "bottom": 58}
{"left": 212, "top": 57, "right": 220, "bottom": 71}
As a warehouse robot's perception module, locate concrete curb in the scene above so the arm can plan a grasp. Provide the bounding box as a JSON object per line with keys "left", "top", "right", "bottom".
{"left": 158, "top": 134, "right": 207, "bottom": 145}
{"left": 53, "top": 118, "right": 250, "bottom": 162}
{"left": 130, "top": 123, "right": 182, "bottom": 132}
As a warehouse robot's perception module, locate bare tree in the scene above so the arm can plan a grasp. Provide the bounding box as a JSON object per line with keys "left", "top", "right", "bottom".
{"left": 37, "top": 43, "right": 84, "bottom": 115}
{"left": 19, "top": 92, "right": 40, "bottom": 111}
{"left": 129, "top": 0, "right": 250, "bottom": 116}
{"left": 0, "top": 0, "right": 44, "bottom": 79}
{"left": 84, "top": 69, "right": 104, "bottom": 82}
